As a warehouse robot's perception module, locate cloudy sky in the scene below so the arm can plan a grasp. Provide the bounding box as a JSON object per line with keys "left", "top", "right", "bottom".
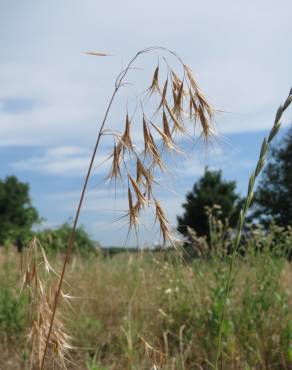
{"left": 1, "top": 0, "right": 291, "bottom": 246}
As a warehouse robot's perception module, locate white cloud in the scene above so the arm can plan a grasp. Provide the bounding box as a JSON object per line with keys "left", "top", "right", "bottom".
{"left": 11, "top": 146, "right": 109, "bottom": 176}
{"left": 174, "top": 157, "right": 205, "bottom": 178}
{"left": 0, "top": 0, "right": 292, "bottom": 149}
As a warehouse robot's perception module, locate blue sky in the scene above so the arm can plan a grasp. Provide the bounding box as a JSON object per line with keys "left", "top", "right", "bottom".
{"left": 0, "top": 0, "right": 292, "bottom": 246}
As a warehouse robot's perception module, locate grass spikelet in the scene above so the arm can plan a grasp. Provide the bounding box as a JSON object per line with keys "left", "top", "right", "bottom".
{"left": 142, "top": 115, "right": 165, "bottom": 170}
{"left": 183, "top": 64, "right": 199, "bottom": 91}
{"left": 128, "top": 173, "right": 147, "bottom": 208}
{"left": 157, "top": 78, "right": 169, "bottom": 111}
{"left": 107, "top": 143, "right": 122, "bottom": 181}
{"left": 154, "top": 199, "right": 172, "bottom": 244}
{"left": 162, "top": 110, "right": 172, "bottom": 141}
{"left": 165, "top": 102, "right": 186, "bottom": 134}
{"left": 148, "top": 64, "right": 160, "bottom": 96}
{"left": 171, "top": 70, "right": 182, "bottom": 89}
{"left": 150, "top": 120, "right": 176, "bottom": 151}
{"left": 121, "top": 113, "right": 133, "bottom": 150}
{"left": 136, "top": 158, "right": 154, "bottom": 199}
{"left": 136, "top": 158, "right": 148, "bottom": 184}
{"left": 127, "top": 187, "right": 139, "bottom": 231}
{"left": 189, "top": 90, "right": 198, "bottom": 119}
{"left": 197, "top": 104, "right": 212, "bottom": 140}
{"left": 183, "top": 63, "right": 215, "bottom": 137}
{"left": 197, "top": 91, "right": 214, "bottom": 119}
{"left": 142, "top": 114, "right": 153, "bottom": 156}
{"left": 173, "top": 81, "right": 185, "bottom": 118}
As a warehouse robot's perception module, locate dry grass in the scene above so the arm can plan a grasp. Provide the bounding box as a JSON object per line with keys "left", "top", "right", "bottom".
{"left": 0, "top": 249, "right": 291, "bottom": 370}
{"left": 21, "top": 238, "right": 72, "bottom": 369}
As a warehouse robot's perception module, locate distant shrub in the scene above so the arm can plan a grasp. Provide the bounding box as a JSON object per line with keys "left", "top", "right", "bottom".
{"left": 35, "top": 223, "right": 100, "bottom": 256}
{"left": 0, "top": 176, "right": 39, "bottom": 247}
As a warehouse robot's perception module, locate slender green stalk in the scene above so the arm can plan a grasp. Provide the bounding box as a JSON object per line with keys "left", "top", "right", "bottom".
{"left": 215, "top": 87, "right": 292, "bottom": 369}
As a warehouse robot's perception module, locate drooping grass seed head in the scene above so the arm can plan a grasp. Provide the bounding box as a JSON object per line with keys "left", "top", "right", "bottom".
{"left": 103, "top": 48, "right": 215, "bottom": 245}
{"left": 22, "top": 238, "right": 71, "bottom": 369}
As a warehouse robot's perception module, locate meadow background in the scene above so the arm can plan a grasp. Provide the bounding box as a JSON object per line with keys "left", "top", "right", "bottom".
{"left": 0, "top": 226, "right": 291, "bottom": 369}
{"left": 1, "top": 1, "right": 292, "bottom": 369}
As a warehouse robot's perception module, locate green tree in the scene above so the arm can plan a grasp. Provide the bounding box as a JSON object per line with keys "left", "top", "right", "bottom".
{"left": 36, "top": 223, "right": 99, "bottom": 256}
{"left": 177, "top": 168, "right": 242, "bottom": 238}
{"left": 253, "top": 127, "right": 292, "bottom": 226}
{"left": 0, "top": 176, "right": 39, "bottom": 245}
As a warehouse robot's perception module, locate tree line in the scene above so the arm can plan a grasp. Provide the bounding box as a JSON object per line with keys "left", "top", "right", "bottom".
{"left": 178, "top": 127, "right": 292, "bottom": 241}
{"left": 1, "top": 126, "right": 292, "bottom": 251}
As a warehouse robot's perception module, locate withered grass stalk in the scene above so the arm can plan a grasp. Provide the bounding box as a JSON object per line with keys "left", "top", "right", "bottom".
{"left": 22, "top": 237, "right": 71, "bottom": 369}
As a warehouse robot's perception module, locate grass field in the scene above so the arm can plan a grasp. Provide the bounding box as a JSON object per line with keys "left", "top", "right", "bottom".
{"left": 0, "top": 243, "right": 291, "bottom": 370}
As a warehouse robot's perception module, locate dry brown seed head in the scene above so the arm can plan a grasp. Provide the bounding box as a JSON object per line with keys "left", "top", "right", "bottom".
{"left": 171, "top": 70, "right": 182, "bottom": 89}
{"left": 142, "top": 115, "right": 165, "bottom": 170}
{"left": 173, "top": 81, "right": 185, "bottom": 118}
{"left": 157, "top": 79, "right": 168, "bottom": 111}
{"left": 197, "top": 91, "right": 214, "bottom": 119}
{"left": 190, "top": 91, "right": 199, "bottom": 119}
{"left": 121, "top": 113, "right": 133, "bottom": 151}
{"left": 162, "top": 110, "right": 172, "bottom": 140}
{"left": 172, "top": 85, "right": 177, "bottom": 106}
{"left": 183, "top": 63, "right": 215, "bottom": 127}
{"left": 136, "top": 158, "right": 155, "bottom": 200}
{"left": 148, "top": 131, "right": 166, "bottom": 171}
{"left": 107, "top": 144, "right": 122, "bottom": 181}
{"left": 154, "top": 200, "right": 171, "bottom": 244}
{"left": 143, "top": 115, "right": 152, "bottom": 155}
{"left": 197, "top": 105, "right": 211, "bottom": 140}
{"left": 150, "top": 121, "right": 176, "bottom": 151}
{"left": 128, "top": 187, "right": 137, "bottom": 226}
{"left": 136, "top": 158, "right": 153, "bottom": 184}
{"left": 189, "top": 91, "right": 193, "bottom": 119}
{"left": 176, "top": 81, "right": 184, "bottom": 106}
{"left": 128, "top": 173, "right": 147, "bottom": 208}
{"left": 165, "top": 102, "right": 185, "bottom": 134}
{"left": 148, "top": 65, "right": 160, "bottom": 96}
{"left": 22, "top": 238, "right": 71, "bottom": 369}
{"left": 183, "top": 64, "right": 199, "bottom": 91}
